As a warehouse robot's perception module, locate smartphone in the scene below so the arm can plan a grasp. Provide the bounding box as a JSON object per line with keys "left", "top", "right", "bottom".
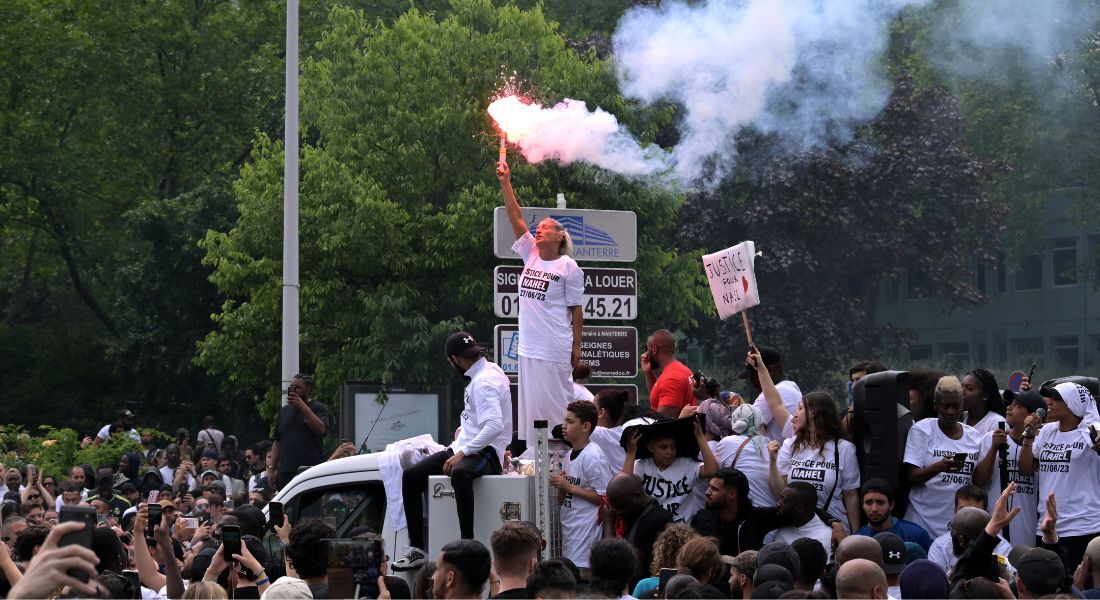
{"left": 267, "top": 501, "right": 284, "bottom": 530}
{"left": 147, "top": 503, "right": 162, "bottom": 537}
{"left": 326, "top": 538, "right": 383, "bottom": 599}
{"left": 97, "top": 514, "right": 109, "bottom": 526}
{"left": 953, "top": 452, "right": 969, "bottom": 463}
{"left": 122, "top": 569, "right": 141, "bottom": 599}
{"left": 178, "top": 517, "right": 199, "bottom": 529}
{"left": 59, "top": 505, "right": 97, "bottom": 583}
{"left": 658, "top": 567, "right": 677, "bottom": 598}
{"left": 224, "top": 499, "right": 235, "bottom": 510}
{"left": 147, "top": 490, "right": 160, "bottom": 505}
{"left": 221, "top": 524, "right": 242, "bottom": 561}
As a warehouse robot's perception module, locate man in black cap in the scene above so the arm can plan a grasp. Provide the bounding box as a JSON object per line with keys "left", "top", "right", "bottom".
{"left": 973, "top": 388, "right": 1046, "bottom": 544}
{"left": 393, "top": 331, "right": 512, "bottom": 571}
{"left": 85, "top": 469, "right": 130, "bottom": 520}
{"left": 270, "top": 372, "right": 329, "bottom": 490}
{"left": 738, "top": 347, "right": 801, "bottom": 441}
{"left": 873, "top": 532, "right": 906, "bottom": 598}
{"left": 1012, "top": 547, "right": 1065, "bottom": 598}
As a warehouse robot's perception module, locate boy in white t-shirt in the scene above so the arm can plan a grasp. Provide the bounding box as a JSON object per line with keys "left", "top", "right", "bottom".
{"left": 551, "top": 400, "right": 613, "bottom": 570}
{"left": 623, "top": 415, "right": 719, "bottom": 523}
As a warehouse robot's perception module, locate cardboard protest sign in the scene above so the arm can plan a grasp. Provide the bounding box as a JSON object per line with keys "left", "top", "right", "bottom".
{"left": 702, "top": 241, "right": 760, "bottom": 320}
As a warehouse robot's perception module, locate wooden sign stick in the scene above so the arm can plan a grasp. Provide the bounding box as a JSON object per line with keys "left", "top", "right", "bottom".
{"left": 741, "top": 310, "right": 757, "bottom": 352}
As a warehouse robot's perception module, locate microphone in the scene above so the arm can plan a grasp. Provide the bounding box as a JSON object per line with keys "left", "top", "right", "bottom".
{"left": 1023, "top": 408, "right": 1047, "bottom": 438}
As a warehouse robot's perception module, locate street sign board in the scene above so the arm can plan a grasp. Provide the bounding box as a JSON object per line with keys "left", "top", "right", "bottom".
{"left": 493, "top": 207, "right": 637, "bottom": 262}
{"left": 494, "top": 324, "right": 638, "bottom": 378}
{"left": 493, "top": 265, "right": 637, "bottom": 320}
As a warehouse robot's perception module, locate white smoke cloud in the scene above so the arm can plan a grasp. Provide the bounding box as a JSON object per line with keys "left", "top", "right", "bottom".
{"left": 613, "top": 0, "right": 933, "bottom": 184}
{"left": 489, "top": 96, "right": 671, "bottom": 176}
{"left": 499, "top": 0, "right": 1098, "bottom": 187}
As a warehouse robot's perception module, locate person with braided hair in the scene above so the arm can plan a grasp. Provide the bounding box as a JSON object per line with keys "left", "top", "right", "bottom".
{"left": 961, "top": 369, "right": 1006, "bottom": 435}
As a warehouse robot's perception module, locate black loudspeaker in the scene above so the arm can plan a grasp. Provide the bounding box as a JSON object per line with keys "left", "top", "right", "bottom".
{"left": 852, "top": 370, "right": 914, "bottom": 516}
{"left": 1040, "top": 376, "right": 1099, "bottom": 397}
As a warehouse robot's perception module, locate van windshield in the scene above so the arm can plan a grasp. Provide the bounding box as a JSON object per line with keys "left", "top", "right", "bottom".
{"left": 289, "top": 481, "right": 386, "bottom": 535}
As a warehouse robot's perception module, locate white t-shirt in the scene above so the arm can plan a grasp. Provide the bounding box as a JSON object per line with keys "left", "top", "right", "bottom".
{"left": 96, "top": 425, "right": 141, "bottom": 442}
{"left": 159, "top": 466, "right": 195, "bottom": 490}
{"left": 927, "top": 531, "right": 1015, "bottom": 577}
{"left": 755, "top": 380, "right": 803, "bottom": 441}
{"left": 634, "top": 456, "right": 702, "bottom": 523}
{"left": 592, "top": 417, "right": 654, "bottom": 474}
{"left": 764, "top": 514, "right": 835, "bottom": 562}
{"left": 572, "top": 383, "right": 594, "bottom": 402}
{"left": 1031, "top": 422, "right": 1100, "bottom": 536}
{"left": 511, "top": 232, "right": 584, "bottom": 364}
{"left": 967, "top": 411, "right": 1007, "bottom": 436}
{"left": 976, "top": 431, "right": 1038, "bottom": 544}
{"left": 903, "top": 419, "right": 982, "bottom": 538}
{"left": 560, "top": 444, "right": 613, "bottom": 567}
{"left": 777, "top": 437, "right": 860, "bottom": 528}
{"left": 715, "top": 434, "right": 776, "bottom": 508}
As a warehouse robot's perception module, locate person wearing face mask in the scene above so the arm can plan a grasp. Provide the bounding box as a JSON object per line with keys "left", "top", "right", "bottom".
{"left": 903, "top": 376, "right": 983, "bottom": 538}
{"left": 394, "top": 331, "right": 512, "bottom": 572}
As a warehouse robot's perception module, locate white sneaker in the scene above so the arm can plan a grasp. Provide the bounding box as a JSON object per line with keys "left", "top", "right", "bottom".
{"left": 392, "top": 546, "right": 427, "bottom": 571}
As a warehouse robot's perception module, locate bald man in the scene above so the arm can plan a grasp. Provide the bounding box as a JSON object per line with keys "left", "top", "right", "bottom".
{"left": 603, "top": 474, "right": 672, "bottom": 581}
{"left": 836, "top": 558, "right": 887, "bottom": 599}
{"left": 835, "top": 535, "right": 885, "bottom": 567}
{"left": 927, "top": 506, "right": 1013, "bottom": 577}
{"left": 642, "top": 329, "right": 695, "bottom": 417}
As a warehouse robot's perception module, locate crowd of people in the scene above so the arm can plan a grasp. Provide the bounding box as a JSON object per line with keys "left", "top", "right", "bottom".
{"left": 2, "top": 327, "right": 1100, "bottom": 599}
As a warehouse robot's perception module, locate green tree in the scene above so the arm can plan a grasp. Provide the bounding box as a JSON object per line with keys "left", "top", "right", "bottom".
{"left": 199, "top": 0, "right": 707, "bottom": 419}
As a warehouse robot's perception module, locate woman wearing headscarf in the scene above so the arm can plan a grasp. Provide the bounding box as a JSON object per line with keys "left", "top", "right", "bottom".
{"left": 713, "top": 403, "right": 775, "bottom": 509}
{"left": 900, "top": 559, "right": 949, "bottom": 599}
{"left": 1019, "top": 381, "right": 1100, "bottom": 569}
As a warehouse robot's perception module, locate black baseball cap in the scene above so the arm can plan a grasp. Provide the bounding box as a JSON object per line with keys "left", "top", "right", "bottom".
{"left": 874, "top": 532, "right": 907, "bottom": 575}
{"left": 1010, "top": 547, "right": 1063, "bottom": 595}
{"left": 1002, "top": 389, "right": 1046, "bottom": 413}
{"left": 445, "top": 331, "right": 484, "bottom": 359}
{"left": 737, "top": 346, "right": 782, "bottom": 380}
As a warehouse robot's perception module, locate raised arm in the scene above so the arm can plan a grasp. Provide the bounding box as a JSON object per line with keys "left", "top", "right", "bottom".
{"left": 751, "top": 350, "right": 792, "bottom": 432}
{"left": 497, "top": 162, "right": 528, "bottom": 239}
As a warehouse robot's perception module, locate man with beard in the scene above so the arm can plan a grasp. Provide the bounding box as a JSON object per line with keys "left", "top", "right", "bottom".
{"left": 855, "top": 478, "right": 933, "bottom": 551}
{"left": 690, "top": 468, "right": 775, "bottom": 555}
{"left": 762, "top": 482, "right": 837, "bottom": 562}
{"left": 271, "top": 373, "right": 330, "bottom": 489}
{"left": 603, "top": 473, "right": 674, "bottom": 584}
{"left": 159, "top": 444, "right": 195, "bottom": 490}
{"left": 926, "top": 506, "right": 1014, "bottom": 577}
{"left": 393, "top": 332, "right": 511, "bottom": 571}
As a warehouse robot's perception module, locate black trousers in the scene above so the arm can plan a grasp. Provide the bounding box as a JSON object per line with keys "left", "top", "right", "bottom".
{"left": 401, "top": 447, "right": 501, "bottom": 549}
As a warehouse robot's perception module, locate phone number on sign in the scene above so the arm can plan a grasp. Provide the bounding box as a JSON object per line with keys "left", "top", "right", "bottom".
{"left": 495, "top": 294, "right": 636, "bottom": 320}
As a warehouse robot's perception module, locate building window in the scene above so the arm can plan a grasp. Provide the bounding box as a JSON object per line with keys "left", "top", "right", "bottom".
{"left": 1051, "top": 237, "right": 1078, "bottom": 286}
{"left": 975, "top": 262, "right": 987, "bottom": 294}
{"left": 1011, "top": 338, "right": 1043, "bottom": 364}
{"left": 888, "top": 278, "right": 900, "bottom": 302}
{"left": 996, "top": 252, "right": 1007, "bottom": 293}
{"left": 908, "top": 271, "right": 930, "bottom": 299}
{"left": 910, "top": 345, "right": 933, "bottom": 363}
{"left": 1014, "top": 254, "right": 1042, "bottom": 291}
{"left": 1052, "top": 336, "right": 1080, "bottom": 368}
{"left": 941, "top": 343, "right": 970, "bottom": 372}
{"left": 975, "top": 342, "right": 987, "bottom": 366}
{"left": 1088, "top": 335, "right": 1100, "bottom": 369}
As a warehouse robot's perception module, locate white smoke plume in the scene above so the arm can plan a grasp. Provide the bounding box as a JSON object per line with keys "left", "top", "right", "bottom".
{"left": 488, "top": 95, "right": 671, "bottom": 176}
{"left": 497, "top": 0, "right": 1098, "bottom": 187}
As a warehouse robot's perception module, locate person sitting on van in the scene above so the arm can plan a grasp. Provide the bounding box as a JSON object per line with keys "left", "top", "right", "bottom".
{"left": 394, "top": 332, "right": 512, "bottom": 571}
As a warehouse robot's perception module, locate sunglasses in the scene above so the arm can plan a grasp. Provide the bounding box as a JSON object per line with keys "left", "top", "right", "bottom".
{"left": 27, "top": 494, "right": 41, "bottom": 499}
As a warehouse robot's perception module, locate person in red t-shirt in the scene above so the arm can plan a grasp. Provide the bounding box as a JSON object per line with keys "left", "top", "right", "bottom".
{"left": 642, "top": 329, "right": 696, "bottom": 417}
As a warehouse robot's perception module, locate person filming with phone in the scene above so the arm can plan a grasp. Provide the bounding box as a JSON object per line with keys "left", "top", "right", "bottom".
{"left": 270, "top": 373, "right": 330, "bottom": 490}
